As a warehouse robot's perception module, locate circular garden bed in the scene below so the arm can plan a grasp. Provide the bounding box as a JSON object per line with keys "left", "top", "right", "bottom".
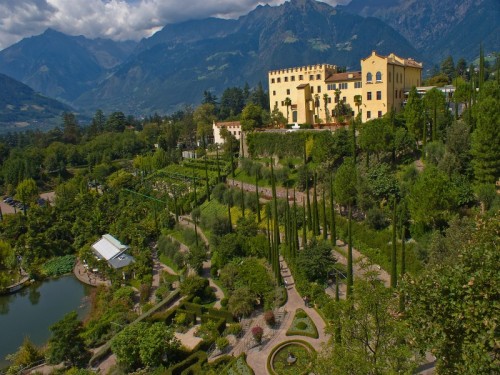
{"left": 267, "top": 340, "right": 316, "bottom": 375}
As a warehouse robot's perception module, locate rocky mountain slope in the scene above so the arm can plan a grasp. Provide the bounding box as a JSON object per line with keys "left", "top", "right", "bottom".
{"left": 0, "top": 73, "right": 71, "bottom": 131}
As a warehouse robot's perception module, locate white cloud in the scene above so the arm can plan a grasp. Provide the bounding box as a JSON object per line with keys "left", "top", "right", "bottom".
{"left": 0, "top": 0, "right": 349, "bottom": 50}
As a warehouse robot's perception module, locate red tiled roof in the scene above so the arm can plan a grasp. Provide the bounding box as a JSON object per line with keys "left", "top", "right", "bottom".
{"left": 325, "top": 71, "right": 361, "bottom": 82}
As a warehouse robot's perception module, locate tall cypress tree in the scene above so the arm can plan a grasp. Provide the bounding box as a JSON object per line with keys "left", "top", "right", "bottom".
{"left": 330, "top": 174, "right": 337, "bottom": 246}
{"left": 271, "top": 161, "right": 280, "bottom": 281}
{"left": 322, "top": 186, "right": 328, "bottom": 240}
{"left": 306, "top": 168, "right": 312, "bottom": 231}
{"left": 313, "top": 172, "right": 320, "bottom": 236}
{"left": 255, "top": 171, "right": 261, "bottom": 222}
{"left": 302, "top": 199, "right": 307, "bottom": 250}
{"left": 391, "top": 199, "right": 398, "bottom": 289}
{"left": 240, "top": 183, "right": 245, "bottom": 218}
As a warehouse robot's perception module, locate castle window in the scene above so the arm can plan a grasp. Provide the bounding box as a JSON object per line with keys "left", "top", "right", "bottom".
{"left": 291, "top": 76, "right": 295, "bottom": 81}
{"left": 277, "top": 78, "right": 281, "bottom": 83}
{"left": 316, "top": 74, "right": 321, "bottom": 80}
{"left": 376, "top": 91, "right": 382, "bottom": 100}
{"left": 367, "top": 111, "right": 371, "bottom": 119}
{"left": 366, "top": 72, "right": 373, "bottom": 83}
{"left": 339, "top": 82, "right": 348, "bottom": 90}
{"left": 271, "top": 78, "right": 275, "bottom": 83}
{"left": 309, "top": 75, "right": 314, "bottom": 80}
{"left": 354, "top": 81, "right": 362, "bottom": 88}
{"left": 367, "top": 92, "right": 372, "bottom": 101}
{"left": 317, "top": 86, "right": 321, "bottom": 93}
{"left": 286, "top": 89, "right": 290, "bottom": 95}
{"left": 272, "top": 90, "right": 276, "bottom": 96}
{"left": 376, "top": 71, "right": 382, "bottom": 82}
{"left": 327, "top": 83, "right": 336, "bottom": 90}
{"left": 378, "top": 111, "right": 382, "bottom": 118}
{"left": 311, "top": 87, "right": 314, "bottom": 93}
{"left": 284, "top": 77, "right": 288, "bottom": 82}
{"left": 299, "top": 75, "right": 303, "bottom": 80}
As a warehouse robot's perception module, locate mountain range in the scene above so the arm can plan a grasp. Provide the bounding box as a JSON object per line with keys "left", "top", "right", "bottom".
{"left": 0, "top": 0, "right": 498, "bottom": 123}
{"left": 0, "top": 73, "right": 71, "bottom": 132}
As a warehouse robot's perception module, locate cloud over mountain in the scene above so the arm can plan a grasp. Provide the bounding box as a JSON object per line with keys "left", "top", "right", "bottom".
{"left": 0, "top": 0, "right": 349, "bottom": 50}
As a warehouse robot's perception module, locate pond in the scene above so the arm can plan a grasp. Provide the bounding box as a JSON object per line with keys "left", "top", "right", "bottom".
{"left": 0, "top": 275, "right": 91, "bottom": 368}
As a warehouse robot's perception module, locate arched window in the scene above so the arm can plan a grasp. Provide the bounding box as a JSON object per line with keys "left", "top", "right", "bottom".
{"left": 376, "top": 71, "right": 382, "bottom": 82}
{"left": 366, "top": 72, "right": 372, "bottom": 83}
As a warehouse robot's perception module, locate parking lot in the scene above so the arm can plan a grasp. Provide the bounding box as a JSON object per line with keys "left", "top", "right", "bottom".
{"left": 1, "top": 192, "right": 55, "bottom": 215}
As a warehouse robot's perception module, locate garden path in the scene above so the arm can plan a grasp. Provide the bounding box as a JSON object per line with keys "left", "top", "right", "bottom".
{"left": 178, "top": 215, "right": 224, "bottom": 308}
{"left": 239, "top": 257, "right": 331, "bottom": 375}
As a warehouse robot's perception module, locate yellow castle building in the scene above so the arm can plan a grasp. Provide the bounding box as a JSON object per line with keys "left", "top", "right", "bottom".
{"left": 268, "top": 51, "right": 423, "bottom": 124}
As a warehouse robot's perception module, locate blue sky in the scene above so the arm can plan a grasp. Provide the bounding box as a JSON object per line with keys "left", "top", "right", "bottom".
{"left": 0, "top": 0, "right": 348, "bottom": 50}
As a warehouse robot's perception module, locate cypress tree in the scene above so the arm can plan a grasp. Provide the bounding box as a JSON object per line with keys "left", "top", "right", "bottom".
{"left": 216, "top": 146, "right": 221, "bottom": 182}
{"left": 227, "top": 201, "right": 232, "bottom": 233}
{"left": 271, "top": 161, "right": 280, "bottom": 280}
{"left": 399, "top": 222, "right": 407, "bottom": 312}
{"left": 313, "top": 172, "right": 320, "bottom": 235}
{"left": 322, "top": 186, "right": 328, "bottom": 240}
{"left": 267, "top": 214, "right": 272, "bottom": 262}
{"left": 203, "top": 143, "right": 210, "bottom": 201}
{"left": 306, "top": 168, "right": 312, "bottom": 231}
{"left": 240, "top": 182, "right": 245, "bottom": 218}
{"left": 255, "top": 171, "right": 261, "bottom": 222}
{"left": 293, "top": 189, "right": 299, "bottom": 258}
{"left": 302, "top": 199, "right": 307, "bottom": 250}
{"left": 391, "top": 199, "right": 397, "bottom": 289}
{"left": 347, "top": 202, "right": 353, "bottom": 297}
{"left": 330, "top": 174, "right": 336, "bottom": 246}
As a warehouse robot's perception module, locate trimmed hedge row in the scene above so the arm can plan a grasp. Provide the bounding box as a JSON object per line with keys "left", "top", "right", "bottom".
{"left": 166, "top": 351, "right": 207, "bottom": 375}
{"left": 148, "top": 300, "right": 234, "bottom": 327}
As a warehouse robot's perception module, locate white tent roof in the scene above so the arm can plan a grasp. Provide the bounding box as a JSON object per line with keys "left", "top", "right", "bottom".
{"left": 91, "top": 234, "right": 128, "bottom": 261}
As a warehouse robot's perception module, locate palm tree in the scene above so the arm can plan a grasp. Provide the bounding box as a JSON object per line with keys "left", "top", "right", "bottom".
{"left": 284, "top": 97, "right": 292, "bottom": 124}
{"left": 354, "top": 94, "right": 362, "bottom": 115}
{"left": 314, "top": 94, "right": 320, "bottom": 123}
{"left": 323, "top": 94, "right": 330, "bottom": 123}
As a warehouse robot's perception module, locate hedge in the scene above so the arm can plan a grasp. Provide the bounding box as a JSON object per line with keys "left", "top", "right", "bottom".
{"left": 166, "top": 351, "right": 207, "bottom": 375}
{"left": 286, "top": 309, "right": 318, "bottom": 339}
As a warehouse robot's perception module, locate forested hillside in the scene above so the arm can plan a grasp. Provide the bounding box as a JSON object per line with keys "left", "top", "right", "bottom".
{"left": 1, "top": 56, "right": 498, "bottom": 374}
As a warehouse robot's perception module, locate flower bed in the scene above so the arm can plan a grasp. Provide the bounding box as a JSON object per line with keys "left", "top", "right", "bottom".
{"left": 267, "top": 340, "right": 315, "bottom": 375}
{"left": 286, "top": 308, "right": 318, "bottom": 338}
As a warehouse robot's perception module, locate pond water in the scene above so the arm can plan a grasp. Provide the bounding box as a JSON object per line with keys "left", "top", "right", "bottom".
{"left": 0, "top": 275, "right": 91, "bottom": 368}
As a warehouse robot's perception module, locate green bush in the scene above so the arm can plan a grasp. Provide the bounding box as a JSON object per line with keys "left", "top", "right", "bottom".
{"left": 226, "top": 323, "right": 242, "bottom": 336}
{"left": 192, "top": 296, "right": 202, "bottom": 305}
{"left": 296, "top": 321, "right": 307, "bottom": 330}
{"left": 286, "top": 309, "right": 318, "bottom": 339}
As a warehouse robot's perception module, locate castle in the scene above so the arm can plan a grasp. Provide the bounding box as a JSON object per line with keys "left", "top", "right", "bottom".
{"left": 268, "top": 51, "right": 423, "bottom": 124}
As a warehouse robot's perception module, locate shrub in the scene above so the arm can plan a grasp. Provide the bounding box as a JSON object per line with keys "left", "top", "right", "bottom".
{"left": 226, "top": 323, "right": 242, "bottom": 336}
{"left": 220, "top": 298, "right": 229, "bottom": 307}
{"left": 251, "top": 326, "right": 263, "bottom": 343}
{"left": 296, "top": 321, "right": 307, "bottom": 330}
{"left": 296, "top": 310, "right": 307, "bottom": 319}
{"left": 215, "top": 337, "right": 229, "bottom": 351}
{"left": 192, "top": 296, "right": 202, "bottom": 305}
{"left": 264, "top": 311, "right": 275, "bottom": 326}
{"left": 175, "top": 312, "right": 188, "bottom": 326}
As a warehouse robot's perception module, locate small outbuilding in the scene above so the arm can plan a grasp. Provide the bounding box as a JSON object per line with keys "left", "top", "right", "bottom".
{"left": 91, "top": 234, "right": 134, "bottom": 269}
